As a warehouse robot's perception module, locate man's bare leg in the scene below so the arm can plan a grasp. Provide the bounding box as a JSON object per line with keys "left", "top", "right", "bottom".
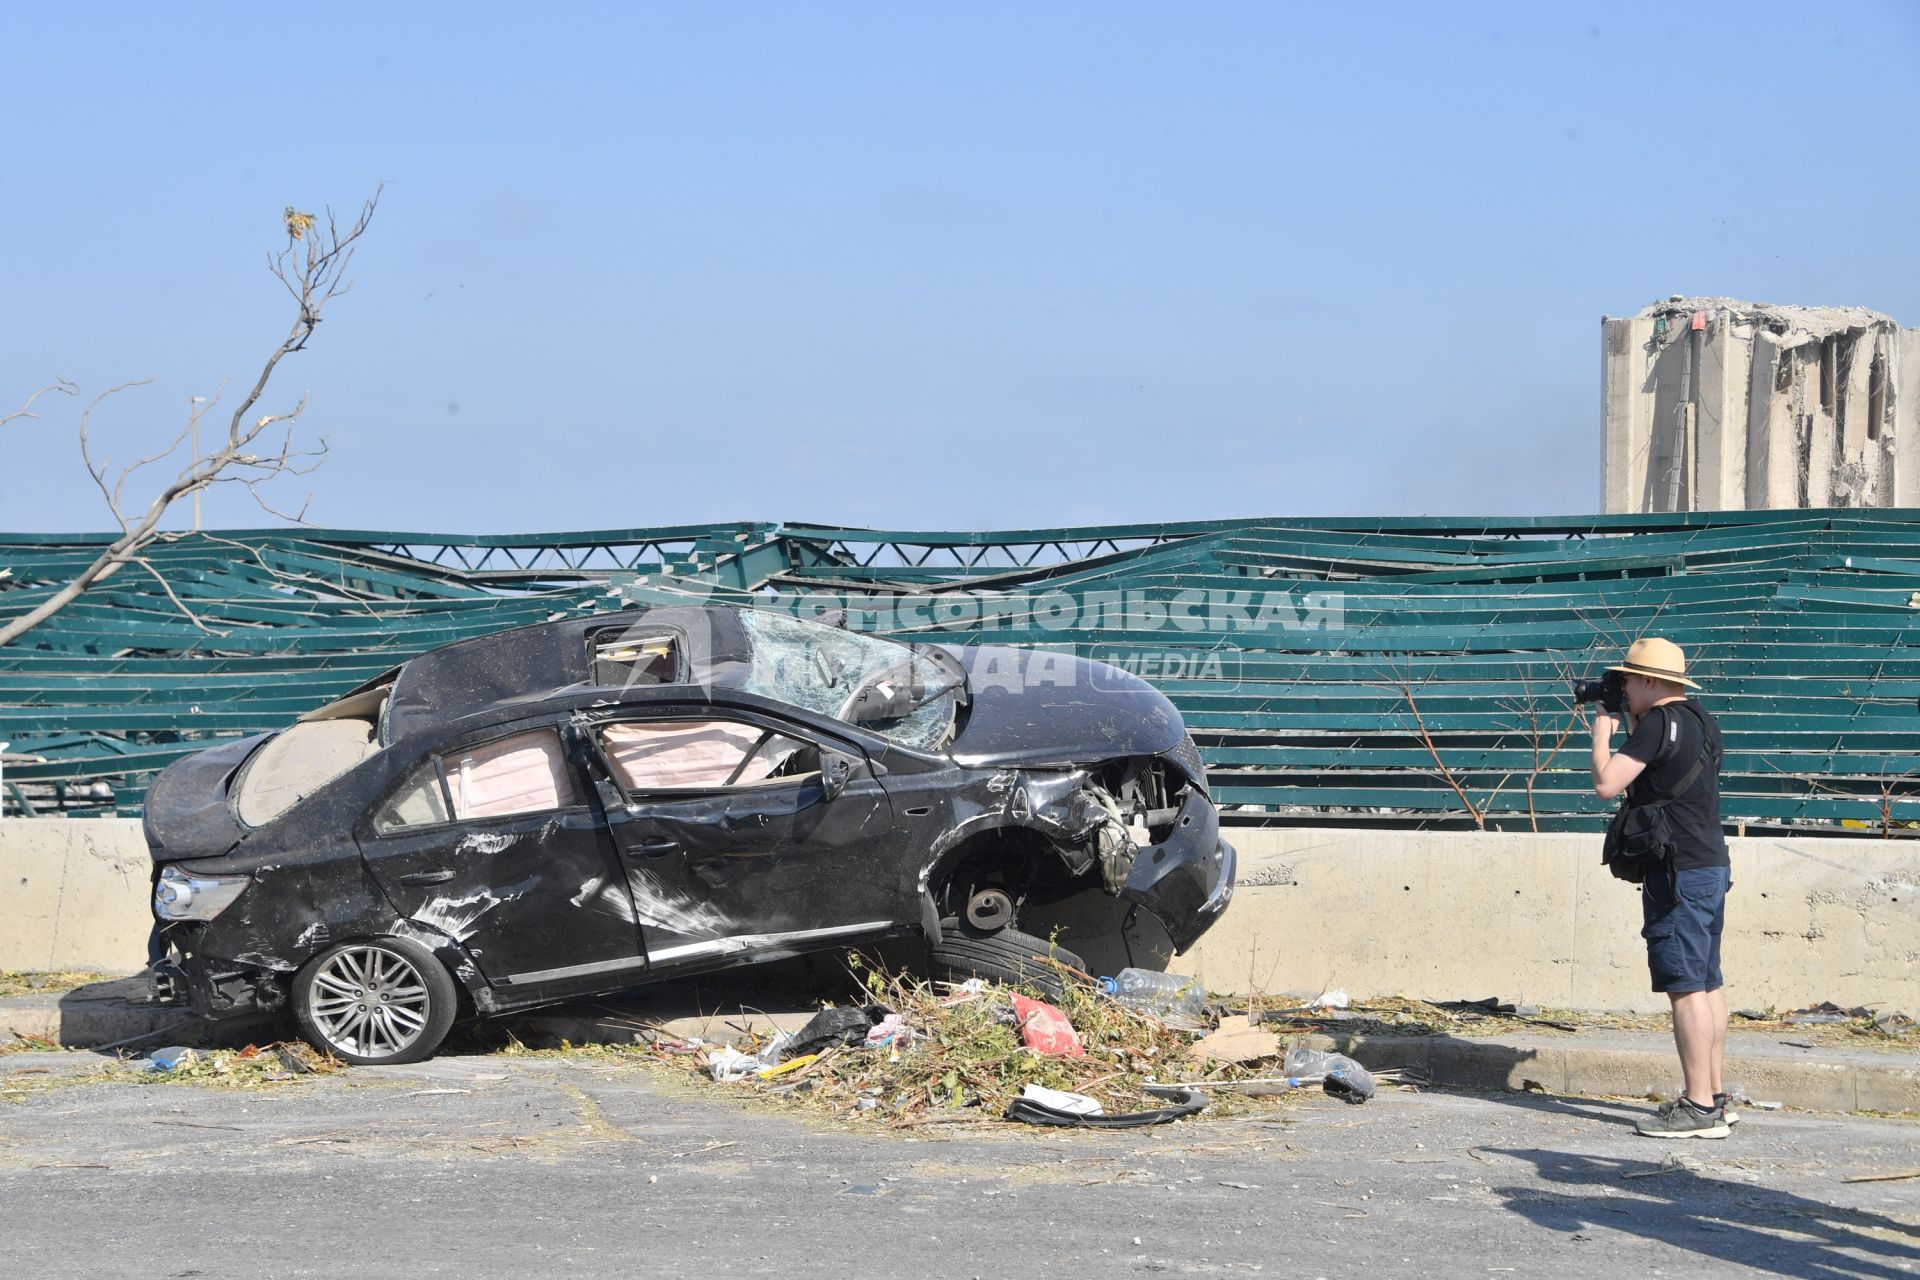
{"left": 1669, "top": 991, "right": 1719, "bottom": 1107}
{"left": 1707, "top": 986, "right": 1727, "bottom": 1098}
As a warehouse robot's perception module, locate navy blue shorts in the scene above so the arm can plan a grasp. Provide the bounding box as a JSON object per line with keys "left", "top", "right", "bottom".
{"left": 1641, "top": 865, "right": 1730, "bottom": 994}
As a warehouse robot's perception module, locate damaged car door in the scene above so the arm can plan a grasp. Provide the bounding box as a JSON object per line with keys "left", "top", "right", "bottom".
{"left": 582, "top": 708, "right": 908, "bottom": 972}
{"left": 358, "top": 721, "right": 646, "bottom": 998}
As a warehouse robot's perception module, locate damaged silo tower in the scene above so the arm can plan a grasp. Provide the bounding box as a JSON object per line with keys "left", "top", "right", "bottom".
{"left": 1601, "top": 297, "right": 1920, "bottom": 512}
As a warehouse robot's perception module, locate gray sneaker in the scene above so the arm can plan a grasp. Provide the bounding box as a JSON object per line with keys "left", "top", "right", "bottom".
{"left": 1635, "top": 1098, "right": 1730, "bottom": 1139}
{"left": 1714, "top": 1092, "right": 1741, "bottom": 1125}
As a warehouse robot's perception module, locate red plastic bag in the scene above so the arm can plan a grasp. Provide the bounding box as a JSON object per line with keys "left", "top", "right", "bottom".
{"left": 1012, "top": 994, "right": 1085, "bottom": 1059}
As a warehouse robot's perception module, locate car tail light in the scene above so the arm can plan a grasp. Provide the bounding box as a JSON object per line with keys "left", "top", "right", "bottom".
{"left": 154, "top": 865, "right": 249, "bottom": 922}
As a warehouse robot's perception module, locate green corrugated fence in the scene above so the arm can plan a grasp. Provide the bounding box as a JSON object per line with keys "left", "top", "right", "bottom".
{"left": 2, "top": 510, "right": 1916, "bottom": 834}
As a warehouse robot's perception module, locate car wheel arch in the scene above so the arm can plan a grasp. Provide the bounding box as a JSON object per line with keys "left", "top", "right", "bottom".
{"left": 380, "top": 921, "right": 492, "bottom": 1009}
{"left": 917, "top": 821, "right": 1096, "bottom": 933}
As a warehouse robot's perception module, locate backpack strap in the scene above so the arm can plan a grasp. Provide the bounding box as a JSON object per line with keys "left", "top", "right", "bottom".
{"left": 1639, "top": 702, "right": 1713, "bottom": 805}
{"left": 1648, "top": 704, "right": 1678, "bottom": 769}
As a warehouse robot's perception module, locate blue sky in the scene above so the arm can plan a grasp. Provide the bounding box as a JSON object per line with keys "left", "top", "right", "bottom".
{"left": 2, "top": 3, "right": 1916, "bottom": 534}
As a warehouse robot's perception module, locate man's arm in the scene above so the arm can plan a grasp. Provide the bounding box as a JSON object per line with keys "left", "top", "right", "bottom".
{"left": 1591, "top": 708, "right": 1650, "bottom": 801}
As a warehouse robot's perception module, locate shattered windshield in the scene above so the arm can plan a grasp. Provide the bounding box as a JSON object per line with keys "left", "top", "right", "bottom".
{"left": 738, "top": 610, "right": 962, "bottom": 751}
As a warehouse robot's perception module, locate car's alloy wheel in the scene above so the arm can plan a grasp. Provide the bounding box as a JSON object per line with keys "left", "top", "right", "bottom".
{"left": 293, "top": 937, "right": 457, "bottom": 1066}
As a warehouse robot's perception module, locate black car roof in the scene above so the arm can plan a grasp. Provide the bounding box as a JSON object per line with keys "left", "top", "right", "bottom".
{"left": 382, "top": 606, "right": 753, "bottom": 743}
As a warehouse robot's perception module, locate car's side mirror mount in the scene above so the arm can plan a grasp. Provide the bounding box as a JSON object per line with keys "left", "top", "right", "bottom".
{"left": 820, "top": 748, "right": 858, "bottom": 800}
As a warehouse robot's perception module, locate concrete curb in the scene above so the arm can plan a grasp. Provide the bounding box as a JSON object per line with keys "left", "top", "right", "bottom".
{"left": 7, "top": 981, "right": 1914, "bottom": 1117}
{"left": 0, "top": 978, "right": 827, "bottom": 1056}
{"left": 0, "top": 977, "right": 196, "bottom": 1051}
{"left": 1308, "top": 1028, "right": 1920, "bottom": 1117}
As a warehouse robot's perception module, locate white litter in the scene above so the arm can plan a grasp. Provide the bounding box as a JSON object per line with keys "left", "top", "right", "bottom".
{"left": 1019, "top": 1083, "right": 1104, "bottom": 1116}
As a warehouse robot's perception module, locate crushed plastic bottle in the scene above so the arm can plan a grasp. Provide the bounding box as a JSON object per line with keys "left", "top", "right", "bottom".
{"left": 1281, "top": 1044, "right": 1377, "bottom": 1104}
{"left": 147, "top": 1045, "right": 199, "bottom": 1072}
{"left": 1098, "top": 968, "right": 1210, "bottom": 1021}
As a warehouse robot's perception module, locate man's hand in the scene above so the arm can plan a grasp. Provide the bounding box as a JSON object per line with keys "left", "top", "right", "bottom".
{"left": 1588, "top": 707, "right": 1616, "bottom": 740}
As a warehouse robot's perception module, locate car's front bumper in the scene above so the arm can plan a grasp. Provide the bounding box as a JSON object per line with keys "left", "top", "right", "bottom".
{"left": 1119, "top": 785, "right": 1236, "bottom": 953}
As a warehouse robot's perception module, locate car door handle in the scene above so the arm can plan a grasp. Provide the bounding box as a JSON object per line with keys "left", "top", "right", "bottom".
{"left": 398, "top": 869, "right": 456, "bottom": 886}
{"left": 628, "top": 838, "right": 680, "bottom": 859}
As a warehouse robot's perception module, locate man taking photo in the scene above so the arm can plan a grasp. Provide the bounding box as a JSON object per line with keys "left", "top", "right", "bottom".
{"left": 1588, "top": 636, "right": 1733, "bottom": 1139}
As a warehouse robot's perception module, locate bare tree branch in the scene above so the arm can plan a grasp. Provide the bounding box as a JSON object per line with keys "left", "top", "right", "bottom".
{"left": 1497, "top": 659, "right": 1586, "bottom": 832}
{"left": 76, "top": 381, "right": 156, "bottom": 534}
{"left": 2, "top": 380, "right": 78, "bottom": 430}
{"left": 1757, "top": 758, "right": 1920, "bottom": 839}
{"left": 131, "top": 557, "right": 229, "bottom": 637}
{"left": 0, "top": 187, "right": 381, "bottom": 648}
{"left": 1381, "top": 672, "right": 1487, "bottom": 829}
{"left": 180, "top": 530, "right": 389, "bottom": 616}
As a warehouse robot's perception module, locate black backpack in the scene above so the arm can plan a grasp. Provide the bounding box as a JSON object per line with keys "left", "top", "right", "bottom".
{"left": 1602, "top": 701, "right": 1720, "bottom": 884}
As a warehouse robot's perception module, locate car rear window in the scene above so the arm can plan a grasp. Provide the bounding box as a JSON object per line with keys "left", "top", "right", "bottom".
{"left": 232, "top": 717, "right": 380, "bottom": 828}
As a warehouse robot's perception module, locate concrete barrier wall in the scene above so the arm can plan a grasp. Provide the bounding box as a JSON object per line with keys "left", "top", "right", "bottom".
{"left": 2, "top": 818, "right": 152, "bottom": 972}
{"left": 1182, "top": 828, "right": 1920, "bottom": 1014}
{"left": 3, "top": 819, "right": 1916, "bottom": 1015}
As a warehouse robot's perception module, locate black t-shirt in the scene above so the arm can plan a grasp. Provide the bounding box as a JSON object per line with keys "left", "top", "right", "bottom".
{"left": 1617, "top": 698, "right": 1730, "bottom": 870}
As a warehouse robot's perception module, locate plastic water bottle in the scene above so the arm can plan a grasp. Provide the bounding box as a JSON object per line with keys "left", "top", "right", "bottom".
{"left": 1282, "top": 1044, "right": 1377, "bottom": 1103}
{"left": 1098, "top": 967, "right": 1210, "bottom": 1020}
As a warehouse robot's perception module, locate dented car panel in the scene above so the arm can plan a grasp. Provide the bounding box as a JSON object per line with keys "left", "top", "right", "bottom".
{"left": 151, "top": 777, "right": 404, "bottom": 1018}
{"left": 596, "top": 755, "right": 906, "bottom": 970}
{"left": 144, "top": 606, "right": 1234, "bottom": 1037}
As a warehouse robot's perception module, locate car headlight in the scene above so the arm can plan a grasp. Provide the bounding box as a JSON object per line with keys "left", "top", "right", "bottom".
{"left": 154, "top": 865, "right": 249, "bottom": 922}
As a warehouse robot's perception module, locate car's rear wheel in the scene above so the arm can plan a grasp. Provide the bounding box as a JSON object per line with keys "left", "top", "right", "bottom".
{"left": 929, "top": 917, "right": 1082, "bottom": 1003}
{"left": 292, "top": 936, "right": 457, "bottom": 1066}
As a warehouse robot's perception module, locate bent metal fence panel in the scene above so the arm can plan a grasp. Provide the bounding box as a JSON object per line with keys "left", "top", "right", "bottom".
{"left": 1, "top": 510, "right": 1916, "bottom": 835}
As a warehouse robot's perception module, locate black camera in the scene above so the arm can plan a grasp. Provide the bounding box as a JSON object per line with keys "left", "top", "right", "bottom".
{"left": 1572, "top": 669, "right": 1626, "bottom": 713}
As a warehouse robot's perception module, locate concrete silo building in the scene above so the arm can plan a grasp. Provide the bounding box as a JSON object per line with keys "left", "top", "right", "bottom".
{"left": 1602, "top": 296, "right": 1920, "bottom": 512}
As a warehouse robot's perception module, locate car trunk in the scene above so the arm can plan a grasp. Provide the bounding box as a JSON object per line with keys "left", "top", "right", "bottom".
{"left": 142, "top": 733, "right": 265, "bottom": 863}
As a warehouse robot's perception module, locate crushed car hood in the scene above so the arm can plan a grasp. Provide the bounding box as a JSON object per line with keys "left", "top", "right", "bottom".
{"left": 142, "top": 733, "right": 267, "bottom": 863}
{"left": 942, "top": 645, "right": 1187, "bottom": 769}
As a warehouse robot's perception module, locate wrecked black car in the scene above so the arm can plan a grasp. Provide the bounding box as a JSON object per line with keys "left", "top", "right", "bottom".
{"left": 144, "top": 606, "right": 1234, "bottom": 1064}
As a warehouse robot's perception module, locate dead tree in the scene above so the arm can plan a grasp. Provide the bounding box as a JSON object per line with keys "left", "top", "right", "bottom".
{"left": 1380, "top": 653, "right": 1590, "bottom": 833}
{"left": 0, "top": 190, "right": 381, "bottom": 647}
{"left": 1390, "top": 674, "right": 1490, "bottom": 828}
{"left": 1496, "top": 663, "right": 1587, "bottom": 833}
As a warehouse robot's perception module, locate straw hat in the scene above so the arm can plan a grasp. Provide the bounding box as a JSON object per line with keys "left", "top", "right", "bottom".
{"left": 1607, "top": 636, "right": 1701, "bottom": 690}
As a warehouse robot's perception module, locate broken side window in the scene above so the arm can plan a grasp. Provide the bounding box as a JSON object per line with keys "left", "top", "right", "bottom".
{"left": 444, "top": 728, "right": 577, "bottom": 820}
{"left": 598, "top": 719, "right": 814, "bottom": 792}
{"left": 373, "top": 760, "right": 452, "bottom": 833}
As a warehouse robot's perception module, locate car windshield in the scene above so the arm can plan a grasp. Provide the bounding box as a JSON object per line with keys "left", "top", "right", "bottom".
{"left": 737, "top": 610, "right": 963, "bottom": 751}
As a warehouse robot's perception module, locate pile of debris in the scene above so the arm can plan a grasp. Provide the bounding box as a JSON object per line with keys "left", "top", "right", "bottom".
{"left": 645, "top": 959, "right": 1383, "bottom": 1128}
{"left": 139, "top": 1040, "right": 344, "bottom": 1086}
{"left": 1, "top": 1037, "right": 346, "bottom": 1104}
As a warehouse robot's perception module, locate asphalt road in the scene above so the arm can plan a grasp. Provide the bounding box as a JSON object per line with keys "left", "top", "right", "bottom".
{"left": 2, "top": 1053, "right": 1916, "bottom": 1279}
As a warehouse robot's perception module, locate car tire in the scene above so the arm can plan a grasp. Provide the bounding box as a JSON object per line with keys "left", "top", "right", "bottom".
{"left": 292, "top": 936, "right": 458, "bottom": 1066}
{"left": 929, "top": 917, "right": 1082, "bottom": 1003}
